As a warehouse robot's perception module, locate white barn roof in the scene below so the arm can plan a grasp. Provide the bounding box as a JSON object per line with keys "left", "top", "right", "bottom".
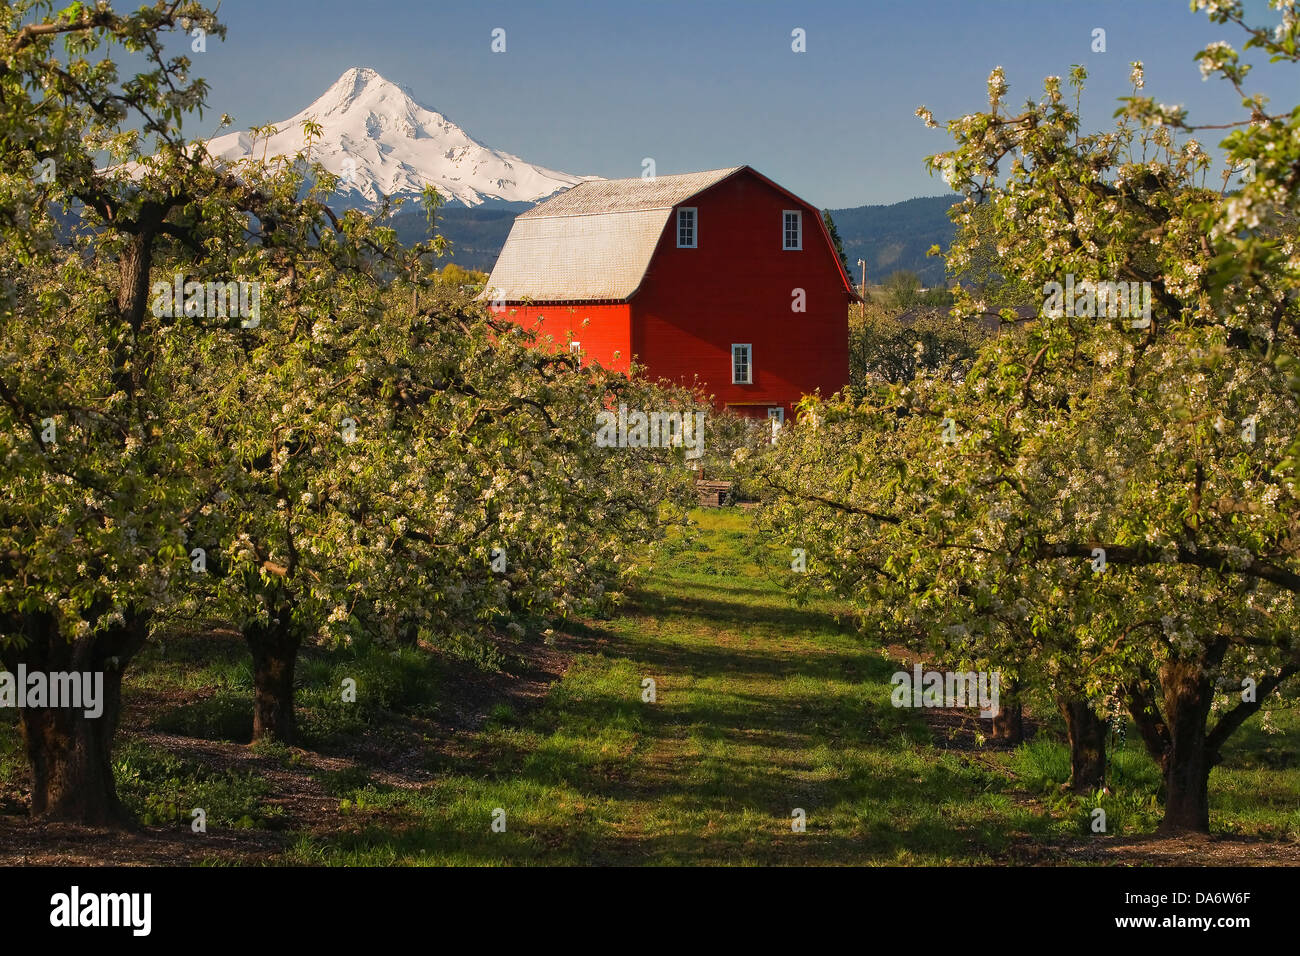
{"left": 483, "top": 167, "right": 745, "bottom": 302}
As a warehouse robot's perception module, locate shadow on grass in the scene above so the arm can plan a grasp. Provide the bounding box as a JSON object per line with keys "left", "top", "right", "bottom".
{"left": 295, "top": 737, "right": 1058, "bottom": 865}
{"left": 566, "top": 621, "right": 883, "bottom": 691}
{"left": 627, "top": 587, "right": 855, "bottom": 639}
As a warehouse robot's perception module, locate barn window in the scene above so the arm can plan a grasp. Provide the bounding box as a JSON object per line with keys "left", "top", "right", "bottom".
{"left": 783, "top": 210, "right": 802, "bottom": 250}
{"left": 569, "top": 341, "right": 581, "bottom": 354}
{"left": 732, "top": 343, "right": 752, "bottom": 384}
{"left": 677, "top": 207, "right": 697, "bottom": 248}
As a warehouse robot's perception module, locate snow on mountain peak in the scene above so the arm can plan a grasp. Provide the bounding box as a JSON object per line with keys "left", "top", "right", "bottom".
{"left": 205, "top": 67, "right": 594, "bottom": 207}
{"left": 315, "top": 67, "right": 417, "bottom": 119}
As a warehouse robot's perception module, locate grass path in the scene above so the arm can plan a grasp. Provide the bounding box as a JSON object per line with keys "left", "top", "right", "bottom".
{"left": 4, "top": 508, "right": 1296, "bottom": 864}
{"left": 294, "top": 509, "right": 1060, "bottom": 865}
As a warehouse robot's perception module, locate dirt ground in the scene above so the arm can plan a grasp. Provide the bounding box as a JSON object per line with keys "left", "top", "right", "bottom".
{"left": 0, "top": 632, "right": 572, "bottom": 866}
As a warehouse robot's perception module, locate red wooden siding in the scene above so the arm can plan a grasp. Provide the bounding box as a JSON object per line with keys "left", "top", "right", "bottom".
{"left": 493, "top": 303, "right": 633, "bottom": 372}
{"left": 630, "top": 172, "right": 851, "bottom": 419}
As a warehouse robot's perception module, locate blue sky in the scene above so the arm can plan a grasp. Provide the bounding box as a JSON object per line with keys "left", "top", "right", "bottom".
{"left": 184, "top": 0, "right": 1292, "bottom": 208}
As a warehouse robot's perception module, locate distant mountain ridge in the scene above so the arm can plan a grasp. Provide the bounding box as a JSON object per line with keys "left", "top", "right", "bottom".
{"left": 826, "top": 195, "right": 957, "bottom": 286}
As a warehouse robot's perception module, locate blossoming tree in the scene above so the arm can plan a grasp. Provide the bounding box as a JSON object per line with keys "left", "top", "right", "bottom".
{"left": 0, "top": 1, "right": 697, "bottom": 822}
{"left": 756, "top": 0, "right": 1300, "bottom": 832}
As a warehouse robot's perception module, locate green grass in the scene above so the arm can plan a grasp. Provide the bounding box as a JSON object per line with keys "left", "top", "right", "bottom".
{"left": 0, "top": 711, "right": 23, "bottom": 808}
{"left": 113, "top": 740, "right": 283, "bottom": 829}
{"left": 3, "top": 508, "right": 1297, "bottom": 861}
{"left": 288, "top": 509, "right": 1299, "bottom": 863}
{"left": 281, "top": 511, "right": 1084, "bottom": 864}
{"left": 134, "top": 632, "right": 451, "bottom": 747}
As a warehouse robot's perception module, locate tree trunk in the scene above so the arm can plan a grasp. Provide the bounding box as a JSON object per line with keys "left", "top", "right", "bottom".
{"left": 1157, "top": 658, "right": 1214, "bottom": 834}
{"left": 3, "top": 608, "right": 147, "bottom": 827}
{"left": 117, "top": 209, "right": 163, "bottom": 328}
{"left": 395, "top": 620, "right": 419, "bottom": 648}
{"left": 1058, "top": 698, "right": 1106, "bottom": 793}
{"left": 22, "top": 699, "right": 123, "bottom": 824}
{"left": 992, "top": 700, "right": 1022, "bottom": 743}
{"left": 246, "top": 618, "right": 301, "bottom": 744}
{"left": 990, "top": 680, "right": 1023, "bottom": 744}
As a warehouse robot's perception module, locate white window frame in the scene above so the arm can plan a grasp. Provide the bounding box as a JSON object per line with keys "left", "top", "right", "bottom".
{"left": 569, "top": 340, "right": 581, "bottom": 354}
{"left": 731, "top": 343, "right": 752, "bottom": 384}
{"left": 677, "top": 207, "right": 698, "bottom": 248}
{"left": 766, "top": 406, "right": 785, "bottom": 423}
{"left": 783, "top": 209, "right": 802, "bottom": 250}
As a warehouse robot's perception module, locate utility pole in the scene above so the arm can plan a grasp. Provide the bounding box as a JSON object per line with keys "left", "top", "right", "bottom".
{"left": 857, "top": 258, "right": 867, "bottom": 319}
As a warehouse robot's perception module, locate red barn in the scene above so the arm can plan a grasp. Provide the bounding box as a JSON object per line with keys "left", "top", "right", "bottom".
{"left": 483, "top": 165, "right": 856, "bottom": 423}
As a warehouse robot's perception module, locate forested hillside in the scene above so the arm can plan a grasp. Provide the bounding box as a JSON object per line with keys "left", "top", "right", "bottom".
{"left": 826, "top": 195, "right": 956, "bottom": 286}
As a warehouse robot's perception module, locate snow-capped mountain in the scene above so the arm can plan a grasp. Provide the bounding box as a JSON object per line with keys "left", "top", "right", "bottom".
{"left": 204, "top": 67, "right": 594, "bottom": 208}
